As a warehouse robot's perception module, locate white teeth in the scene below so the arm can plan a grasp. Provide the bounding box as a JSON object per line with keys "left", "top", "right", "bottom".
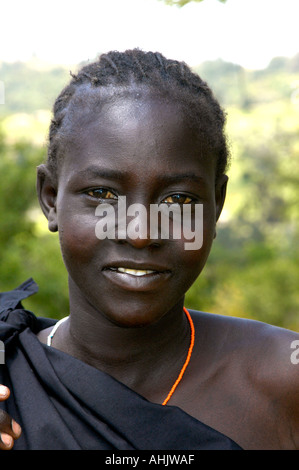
{"left": 117, "top": 267, "right": 155, "bottom": 276}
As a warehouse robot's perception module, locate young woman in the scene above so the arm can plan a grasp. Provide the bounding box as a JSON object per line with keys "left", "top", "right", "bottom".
{"left": 0, "top": 49, "right": 298, "bottom": 450}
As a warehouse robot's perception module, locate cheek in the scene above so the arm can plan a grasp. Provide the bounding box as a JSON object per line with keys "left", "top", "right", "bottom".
{"left": 176, "top": 239, "right": 211, "bottom": 280}
{"left": 174, "top": 208, "right": 215, "bottom": 282}
{"left": 58, "top": 213, "right": 100, "bottom": 266}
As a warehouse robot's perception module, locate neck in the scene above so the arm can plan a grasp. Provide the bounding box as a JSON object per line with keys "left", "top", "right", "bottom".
{"left": 55, "top": 278, "right": 191, "bottom": 402}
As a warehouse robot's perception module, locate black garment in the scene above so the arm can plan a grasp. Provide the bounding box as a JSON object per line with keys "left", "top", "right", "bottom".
{"left": 0, "top": 279, "right": 242, "bottom": 450}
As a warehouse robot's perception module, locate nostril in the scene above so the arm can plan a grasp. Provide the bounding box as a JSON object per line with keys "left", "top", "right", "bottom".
{"left": 151, "top": 242, "right": 161, "bottom": 248}
{"left": 115, "top": 239, "right": 126, "bottom": 245}
{"left": 112, "top": 236, "right": 162, "bottom": 249}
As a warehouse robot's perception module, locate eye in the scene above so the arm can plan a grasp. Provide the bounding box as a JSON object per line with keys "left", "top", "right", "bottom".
{"left": 86, "top": 188, "right": 118, "bottom": 200}
{"left": 162, "top": 194, "right": 193, "bottom": 204}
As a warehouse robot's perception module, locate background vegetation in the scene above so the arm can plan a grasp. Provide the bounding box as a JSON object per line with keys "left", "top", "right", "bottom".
{"left": 0, "top": 53, "right": 299, "bottom": 331}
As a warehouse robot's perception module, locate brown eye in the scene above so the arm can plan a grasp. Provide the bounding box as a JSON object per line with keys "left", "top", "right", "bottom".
{"left": 163, "top": 194, "right": 193, "bottom": 204}
{"left": 87, "top": 189, "right": 117, "bottom": 199}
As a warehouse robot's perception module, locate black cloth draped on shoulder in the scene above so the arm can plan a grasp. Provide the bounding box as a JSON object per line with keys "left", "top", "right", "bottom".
{"left": 0, "top": 279, "right": 242, "bottom": 450}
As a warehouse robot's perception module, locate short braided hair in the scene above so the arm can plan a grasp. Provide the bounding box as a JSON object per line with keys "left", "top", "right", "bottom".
{"left": 47, "top": 49, "right": 230, "bottom": 181}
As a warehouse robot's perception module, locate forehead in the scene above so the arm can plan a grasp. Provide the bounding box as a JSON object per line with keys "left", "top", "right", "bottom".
{"left": 59, "top": 87, "right": 215, "bottom": 180}
{"left": 66, "top": 86, "right": 190, "bottom": 138}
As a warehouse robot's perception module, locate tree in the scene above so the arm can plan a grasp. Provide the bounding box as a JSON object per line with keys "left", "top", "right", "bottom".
{"left": 160, "top": 0, "right": 227, "bottom": 6}
{"left": 186, "top": 98, "right": 299, "bottom": 332}
{"left": 0, "top": 124, "right": 69, "bottom": 319}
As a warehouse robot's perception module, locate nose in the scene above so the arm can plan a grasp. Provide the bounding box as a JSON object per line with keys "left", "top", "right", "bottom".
{"left": 95, "top": 197, "right": 171, "bottom": 249}
{"left": 116, "top": 202, "right": 161, "bottom": 249}
{"left": 116, "top": 236, "right": 161, "bottom": 249}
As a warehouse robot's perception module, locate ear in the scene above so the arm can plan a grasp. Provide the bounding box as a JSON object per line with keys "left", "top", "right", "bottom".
{"left": 36, "top": 164, "right": 58, "bottom": 232}
{"left": 214, "top": 174, "right": 228, "bottom": 238}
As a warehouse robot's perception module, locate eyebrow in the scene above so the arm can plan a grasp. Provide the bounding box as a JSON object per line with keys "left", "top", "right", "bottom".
{"left": 74, "top": 166, "right": 205, "bottom": 185}
{"left": 74, "top": 166, "right": 128, "bottom": 181}
{"left": 157, "top": 173, "right": 206, "bottom": 185}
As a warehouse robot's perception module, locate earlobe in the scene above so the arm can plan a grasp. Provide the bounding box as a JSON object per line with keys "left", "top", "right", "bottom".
{"left": 36, "top": 164, "right": 58, "bottom": 232}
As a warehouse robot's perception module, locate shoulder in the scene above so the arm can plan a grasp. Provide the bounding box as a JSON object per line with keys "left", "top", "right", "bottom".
{"left": 189, "top": 307, "right": 299, "bottom": 358}
{"left": 189, "top": 309, "right": 299, "bottom": 448}
{"left": 190, "top": 308, "right": 299, "bottom": 385}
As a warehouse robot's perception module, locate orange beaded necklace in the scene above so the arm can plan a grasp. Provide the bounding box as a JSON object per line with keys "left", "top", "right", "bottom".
{"left": 47, "top": 307, "right": 195, "bottom": 406}
{"left": 162, "top": 307, "right": 195, "bottom": 406}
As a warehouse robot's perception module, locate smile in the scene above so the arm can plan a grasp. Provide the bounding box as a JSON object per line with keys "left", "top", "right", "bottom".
{"left": 110, "top": 267, "right": 156, "bottom": 276}
{"left": 102, "top": 265, "right": 172, "bottom": 291}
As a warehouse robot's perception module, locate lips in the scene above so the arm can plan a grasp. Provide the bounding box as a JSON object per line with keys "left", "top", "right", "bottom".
{"left": 103, "top": 261, "right": 170, "bottom": 274}
{"left": 102, "top": 262, "right": 171, "bottom": 291}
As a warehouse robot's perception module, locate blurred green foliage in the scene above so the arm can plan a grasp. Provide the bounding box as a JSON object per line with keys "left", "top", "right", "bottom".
{"left": 0, "top": 125, "right": 69, "bottom": 318}
{"left": 0, "top": 60, "right": 70, "bottom": 117}
{"left": 0, "top": 55, "right": 299, "bottom": 331}
{"left": 160, "top": 0, "right": 227, "bottom": 7}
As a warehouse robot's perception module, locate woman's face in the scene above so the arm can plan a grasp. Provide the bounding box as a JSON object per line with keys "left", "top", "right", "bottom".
{"left": 50, "top": 91, "right": 227, "bottom": 327}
